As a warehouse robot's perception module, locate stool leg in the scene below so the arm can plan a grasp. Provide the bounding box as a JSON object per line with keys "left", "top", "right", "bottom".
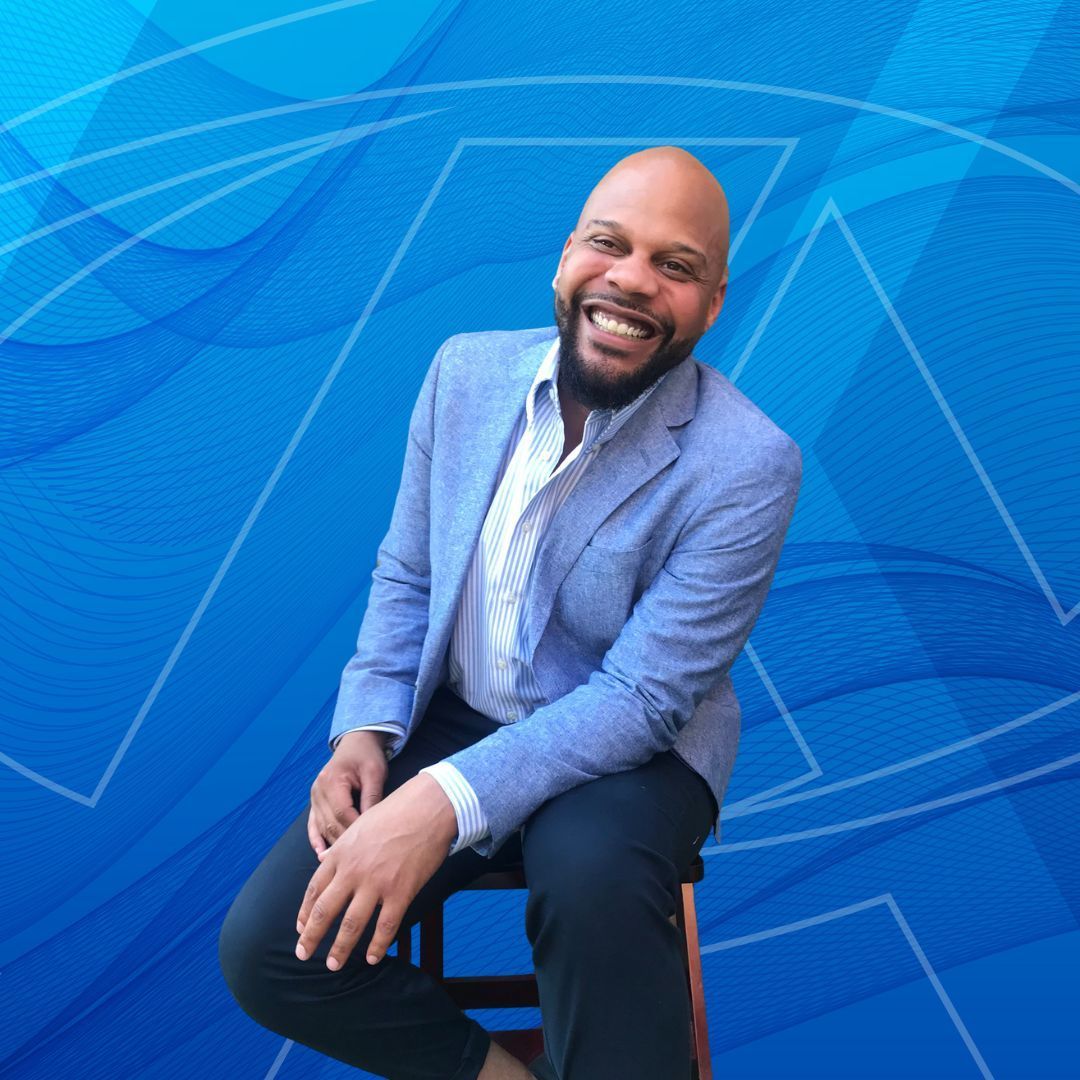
{"left": 420, "top": 905, "right": 445, "bottom": 978}
{"left": 395, "top": 925, "right": 412, "bottom": 964}
{"left": 678, "top": 881, "right": 712, "bottom": 1080}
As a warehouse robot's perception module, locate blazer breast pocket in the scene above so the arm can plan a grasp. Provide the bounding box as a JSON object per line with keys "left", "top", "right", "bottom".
{"left": 574, "top": 533, "right": 660, "bottom": 575}
{"left": 557, "top": 534, "right": 661, "bottom": 657}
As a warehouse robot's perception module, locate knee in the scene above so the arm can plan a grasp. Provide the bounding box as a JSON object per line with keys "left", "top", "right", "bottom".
{"left": 218, "top": 892, "right": 282, "bottom": 1022}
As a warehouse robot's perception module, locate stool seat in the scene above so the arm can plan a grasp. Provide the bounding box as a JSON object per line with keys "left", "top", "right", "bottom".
{"left": 394, "top": 854, "right": 712, "bottom": 1078}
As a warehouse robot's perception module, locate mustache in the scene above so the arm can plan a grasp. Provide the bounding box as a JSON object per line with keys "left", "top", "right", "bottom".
{"left": 571, "top": 291, "right": 669, "bottom": 336}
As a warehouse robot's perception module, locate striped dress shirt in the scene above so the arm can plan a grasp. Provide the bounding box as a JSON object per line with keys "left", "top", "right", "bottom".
{"left": 335, "top": 339, "right": 667, "bottom": 855}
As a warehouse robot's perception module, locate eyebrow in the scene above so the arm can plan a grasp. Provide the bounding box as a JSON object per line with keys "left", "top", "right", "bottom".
{"left": 584, "top": 218, "right": 708, "bottom": 265}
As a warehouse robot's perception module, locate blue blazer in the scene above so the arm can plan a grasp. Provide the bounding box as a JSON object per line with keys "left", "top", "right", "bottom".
{"left": 329, "top": 327, "right": 802, "bottom": 857}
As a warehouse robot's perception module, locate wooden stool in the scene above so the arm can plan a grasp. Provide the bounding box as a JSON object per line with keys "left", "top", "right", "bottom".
{"left": 394, "top": 855, "right": 712, "bottom": 1079}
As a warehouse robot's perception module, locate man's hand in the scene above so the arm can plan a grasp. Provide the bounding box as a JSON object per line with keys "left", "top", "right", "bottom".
{"left": 295, "top": 772, "right": 459, "bottom": 970}
{"left": 308, "top": 731, "right": 391, "bottom": 857}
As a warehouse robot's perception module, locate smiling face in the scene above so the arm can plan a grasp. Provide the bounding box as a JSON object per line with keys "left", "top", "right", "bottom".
{"left": 552, "top": 147, "right": 730, "bottom": 411}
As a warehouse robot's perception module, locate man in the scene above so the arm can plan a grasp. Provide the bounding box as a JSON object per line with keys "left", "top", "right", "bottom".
{"left": 219, "top": 146, "right": 802, "bottom": 1080}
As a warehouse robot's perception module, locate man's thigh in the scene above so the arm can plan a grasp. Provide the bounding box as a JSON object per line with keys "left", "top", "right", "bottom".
{"left": 521, "top": 749, "right": 714, "bottom": 897}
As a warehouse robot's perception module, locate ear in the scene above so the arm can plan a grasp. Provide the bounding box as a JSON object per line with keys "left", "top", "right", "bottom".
{"left": 703, "top": 266, "right": 729, "bottom": 332}
{"left": 551, "top": 232, "right": 575, "bottom": 290}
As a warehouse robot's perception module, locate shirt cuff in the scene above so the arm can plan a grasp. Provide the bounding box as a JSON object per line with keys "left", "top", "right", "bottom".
{"left": 418, "top": 761, "right": 491, "bottom": 855}
{"left": 330, "top": 722, "right": 407, "bottom": 756}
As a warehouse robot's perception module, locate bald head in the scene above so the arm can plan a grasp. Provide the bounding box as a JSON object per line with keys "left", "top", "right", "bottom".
{"left": 577, "top": 146, "right": 730, "bottom": 284}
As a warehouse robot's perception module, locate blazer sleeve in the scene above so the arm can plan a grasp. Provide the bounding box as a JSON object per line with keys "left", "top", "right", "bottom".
{"left": 327, "top": 338, "right": 447, "bottom": 753}
{"left": 441, "top": 431, "right": 802, "bottom": 856}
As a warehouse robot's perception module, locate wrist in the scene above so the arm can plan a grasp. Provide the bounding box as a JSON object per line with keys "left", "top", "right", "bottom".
{"left": 336, "top": 730, "right": 393, "bottom": 761}
{"left": 414, "top": 773, "right": 459, "bottom": 846}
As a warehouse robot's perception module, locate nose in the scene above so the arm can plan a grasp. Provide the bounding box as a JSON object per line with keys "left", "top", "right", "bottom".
{"left": 604, "top": 251, "right": 659, "bottom": 299}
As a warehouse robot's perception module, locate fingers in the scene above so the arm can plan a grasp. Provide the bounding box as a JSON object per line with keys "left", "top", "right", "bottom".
{"left": 295, "top": 871, "right": 349, "bottom": 962}
{"left": 358, "top": 767, "right": 385, "bottom": 814}
{"left": 360, "top": 898, "right": 406, "bottom": 967}
{"left": 325, "top": 892, "right": 394, "bottom": 971}
{"left": 310, "top": 773, "right": 359, "bottom": 849}
{"left": 296, "top": 857, "right": 333, "bottom": 933}
{"left": 307, "top": 805, "right": 326, "bottom": 857}
{"left": 327, "top": 774, "right": 361, "bottom": 835}
{"left": 309, "top": 779, "right": 334, "bottom": 849}
{"left": 293, "top": 859, "right": 406, "bottom": 971}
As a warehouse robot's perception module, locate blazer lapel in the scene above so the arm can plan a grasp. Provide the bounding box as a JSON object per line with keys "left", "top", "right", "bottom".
{"left": 525, "top": 352, "right": 698, "bottom": 660}
{"left": 440, "top": 337, "right": 548, "bottom": 598}
{"left": 417, "top": 335, "right": 550, "bottom": 702}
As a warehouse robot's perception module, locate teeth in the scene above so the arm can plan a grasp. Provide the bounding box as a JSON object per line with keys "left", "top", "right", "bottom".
{"left": 588, "top": 308, "right": 651, "bottom": 340}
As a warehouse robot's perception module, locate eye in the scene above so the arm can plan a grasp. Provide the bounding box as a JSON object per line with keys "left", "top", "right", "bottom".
{"left": 663, "top": 260, "right": 692, "bottom": 274}
{"left": 590, "top": 236, "right": 619, "bottom": 250}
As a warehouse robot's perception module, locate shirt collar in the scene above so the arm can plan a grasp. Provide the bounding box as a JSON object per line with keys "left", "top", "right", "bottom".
{"left": 526, "top": 338, "right": 669, "bottom": 449}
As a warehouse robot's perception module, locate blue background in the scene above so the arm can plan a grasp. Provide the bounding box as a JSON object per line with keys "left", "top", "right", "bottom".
{"left": 0, "top": 1, "right": 1077, "bottom": 1076}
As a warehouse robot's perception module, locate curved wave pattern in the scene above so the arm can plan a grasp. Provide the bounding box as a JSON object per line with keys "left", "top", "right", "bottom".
{"left": 0, "top": 0, "right": 1076, "bottom": 1076}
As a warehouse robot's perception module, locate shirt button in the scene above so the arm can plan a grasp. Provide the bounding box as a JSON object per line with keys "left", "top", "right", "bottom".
{"left": 506, "top": 711, "right": 518, "bottom": 721}
{"left": 496, "top": 658, "right": 508, "bottom": 670}
{"left": 504, "top": 592, "right": 518, "bottom": 604}
{"left": 521, "top": 521, "right": 531, "bottom": 533}
{"left": 541, "top": 450, "right": 552, "bottom": 460}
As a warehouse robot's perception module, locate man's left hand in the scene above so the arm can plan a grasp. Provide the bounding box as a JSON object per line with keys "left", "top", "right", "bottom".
{"left": 294, "top": 772, "right": 458, "bottom": 970}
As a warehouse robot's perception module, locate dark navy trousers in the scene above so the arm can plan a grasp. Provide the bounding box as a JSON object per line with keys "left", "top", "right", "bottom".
{"left": 218, "top": 684, "right": 717, "bottom": 1080}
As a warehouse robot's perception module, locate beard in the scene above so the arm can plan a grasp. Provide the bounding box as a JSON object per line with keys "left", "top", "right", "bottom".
{"left": 553, "top": 289, "right": 698, "bottom": 411}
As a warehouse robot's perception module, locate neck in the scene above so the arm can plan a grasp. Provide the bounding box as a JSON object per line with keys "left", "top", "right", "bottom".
{"left": 558, "top": 382, "right": 589, "bottom": 444}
